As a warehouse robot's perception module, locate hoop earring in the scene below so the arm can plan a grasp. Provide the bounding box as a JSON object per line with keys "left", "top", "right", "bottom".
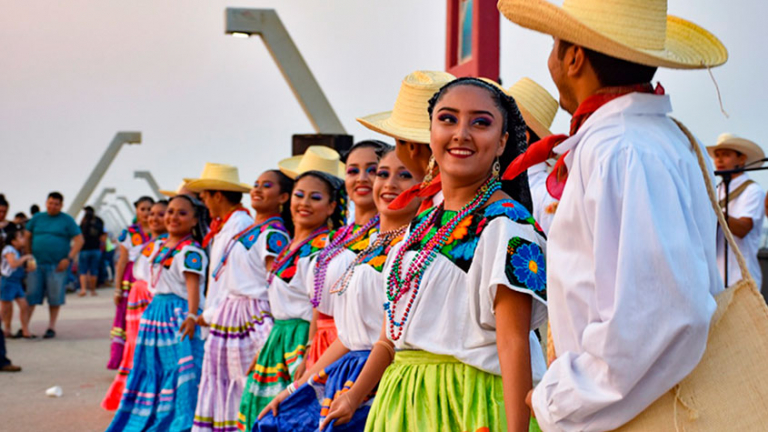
{"left": 492, "top": 157, "right": 501, "bottom": 180}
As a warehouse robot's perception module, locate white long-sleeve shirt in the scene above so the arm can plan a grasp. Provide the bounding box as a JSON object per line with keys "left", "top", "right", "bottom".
{"left": 716, "top": 173, "right": 765, "bottom": 287}
{"left": 532, "top": 93, "right": 722, "bottom": 431}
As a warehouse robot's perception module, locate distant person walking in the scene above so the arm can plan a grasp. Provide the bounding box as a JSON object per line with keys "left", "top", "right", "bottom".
{"left": 29, "top": 204, "right": 40, "bottom": 217}
{"left": 25, "top": 192, "right": 83, "bottom": 339}
{"left": 78, "top": 206, "right": 105, "bottom": 297}
{"left": 1, "top": 224, "right": 33, "bottom": 338}
{"left": 0, "top": 195, "right": 10, "bottom": 241}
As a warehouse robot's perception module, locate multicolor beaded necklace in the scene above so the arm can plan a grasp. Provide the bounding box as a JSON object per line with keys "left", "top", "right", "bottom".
{"left": 267, "top": 225, "right": 330, "bottom": 285}
{"left": 149, "top": 234, "right": 193, "bottom": 288}
{"left": 311, "top": 214, "right": 380, "bottom": 308}
{"left": 329, "top": 225, "right": 407, "bottom": 296}
{"left": 385, "top": 176, "right": 500, "bottom": 341}
{"left": 211, "top": 216, "right": 284, "bottom": 282}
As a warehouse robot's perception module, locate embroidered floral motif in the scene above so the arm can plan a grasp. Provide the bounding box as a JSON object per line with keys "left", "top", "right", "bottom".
{"left": 153, "top": 239, "right": 197, "bottom": 269}
{"left": 506, "top": 238, "right": 546, "bottom": 294}
{"left": 348, "top": 225, "right": 378, "bottom": 252}
{"left": 359, "top": 235, "right": 403, "bottom": 273}
{"left": 184, "top": 250, "right": 204, "bottom": 272}
{"left": 141, "top": 242, "right": 155, "bottom": 258}
{"left": 266, "top": 231, "right": 289, "bottom": 255}
{"left": 274, "top": 234, "right": 328, "bottom": 283}
{"left": 406, "top": 199, "right": 544, "bottom": 273}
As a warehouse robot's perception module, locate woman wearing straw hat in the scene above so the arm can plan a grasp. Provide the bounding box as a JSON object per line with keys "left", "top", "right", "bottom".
{"left": 498, "top": 0, "right": 727, "bottom": 429}
{"left": 708, "top": 133, "right": 766, "bottom": 287}
{"left": 106, "top": 194, "right": 208, "bottom": 432}
{"left": 101, "top": 199, "right": 168, "bottom": 410}
{"left": 192, "top": 170, "right": 293, "bottom": 432}
{"left": 186, "top": 163, "right": 254, "bottom": 327}
{"left": 108, "top": 196, "right": 155, "bottom": 369}
{"left": 321, "top": 78, "right": 546, "bottom": 432}
{"left": 237, "top": 149, "right": 347, "bottom": 432}
{"left": 255, "top": 148, "right": 424, "bottom": 432}
{"left": 357, "top": 70, "right": 455, "bottom": 211}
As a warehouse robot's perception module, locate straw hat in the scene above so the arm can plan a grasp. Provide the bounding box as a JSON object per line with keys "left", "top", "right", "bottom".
{"left": 357, "top": 70, "right": 456, "bottom": 144}
{"left": 278, "top": 145, "right": 345, "bottom": 179}
{"left": 185, "top": 163, "right": 251, "bottom": 193}
{"left": 159, "top": 180, "right": 191, "bottom": 197}
{"left": 498, "top": 0, "right": 727, "bottom": 69}
{"left": 507, "top": 78, "right": 558, "bottom": 138}
{"left": 707, "top": 134, "right": 765, "bottom": 167}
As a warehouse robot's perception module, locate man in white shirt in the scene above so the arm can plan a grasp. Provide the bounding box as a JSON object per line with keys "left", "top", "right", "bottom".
{"left": 186, "top": 163, "right": 254, "bottom": 325}
{"left": 499, "top": 0, "right": 728, "bottom": 430}
{"left": 708, "top": 133, "right": 766, "bottom": 287}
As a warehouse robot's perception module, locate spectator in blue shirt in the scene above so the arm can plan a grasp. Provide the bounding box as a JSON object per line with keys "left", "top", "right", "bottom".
{"left": 25, "top": 192, "right": 83, "bottom": 339}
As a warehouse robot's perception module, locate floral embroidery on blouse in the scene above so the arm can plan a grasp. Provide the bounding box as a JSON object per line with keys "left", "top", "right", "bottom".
{"left": 274, "top": 233, "right": 329, "bottom": 283}
{"left": 184, "top": 250, "right": 204, "bottom": 272}
{"left": 406, "top": 199, "right": 544, "bottom": 275}
{"left": 359, "top": 234, "right": 405, "bottom": 273}
{"left": 266, "top": 231, "right": 290, "bottom": 255}
{"left": 153, "top": 238, "right": 198, "bottom": 270}
{"left": 119, "top": 224, "right": 150, "bottom": 247}
{"left": 239, "top": 220, "right": 289, "bottom": 252}
{"left": 506, "top": 237, "right": 546, "bottom": 295}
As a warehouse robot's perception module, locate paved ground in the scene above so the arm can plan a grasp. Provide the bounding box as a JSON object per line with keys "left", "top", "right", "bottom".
{"left": 0, "top": 288, "right": 117, "bottom": 432}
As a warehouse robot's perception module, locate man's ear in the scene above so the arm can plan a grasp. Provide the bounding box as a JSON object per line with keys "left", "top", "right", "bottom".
{"left": 568, "top": 45, "right": 587, "bottom": 78}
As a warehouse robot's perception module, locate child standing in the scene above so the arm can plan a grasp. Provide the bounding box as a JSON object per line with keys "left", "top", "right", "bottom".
{"left": 1, "top": 224, "right": 34, "bottom": 339}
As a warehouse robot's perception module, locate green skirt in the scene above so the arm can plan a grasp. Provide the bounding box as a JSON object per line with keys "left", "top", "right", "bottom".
{"left": 237, "top": 318, "right": 309, "bottom": 432}
{"left": 364, "top": 350, "right": 540, "bottom": 432}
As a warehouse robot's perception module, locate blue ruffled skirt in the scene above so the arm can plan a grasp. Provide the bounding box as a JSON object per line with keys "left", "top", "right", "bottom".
{"left": 106, "top": 293, "right": 204, "bottom": 432}
{"left": 256, "top": 350, "right": 374, "bottom": 432}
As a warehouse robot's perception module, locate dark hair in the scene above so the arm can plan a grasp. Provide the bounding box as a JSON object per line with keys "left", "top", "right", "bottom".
{"left": 48, "top": 192, "right": 63, "bottom": 202}
{"left": 0, "top": 194, "right": 7, "bottom": 208}
{"left": 14, "top": 212, "right": 26, "bottom": 220}
{"left": 3, "top": 223, "right": 24, "bottom": 248}
{"left": 153, "top": 199, "right": 169, "bottom": 207}
{"left": 81, "top": 206, "right": 95, "bottom": 224}
{"left": 341, "top": 140, "right": 393, "bottom": 163}
{"left": 265, "top": 170, "right": 295, "bottom": 237}
{"left": 427, "top": 77, "right": 533, "bottom": 212}
{"left": 527, "top": 127, "right": 541, "bottom": 145}
{"left": 30, "top": 204, "right": 40, "bottom": 215}
{"left": 557, "top": 40, "right": 657, "bottom": 87}
{"left": 294, "top": 170, "right": 347, "bottom": 230}
{"left": 133, "top": 196, "right": 155, "bottom": 208}
{"left": 169, "top": 194, "right": 208, "bottom": 245}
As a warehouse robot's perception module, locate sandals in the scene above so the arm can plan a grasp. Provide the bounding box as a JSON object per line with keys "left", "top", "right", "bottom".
{"left": 43, "top": 329, "right": 56, "bottom": 339}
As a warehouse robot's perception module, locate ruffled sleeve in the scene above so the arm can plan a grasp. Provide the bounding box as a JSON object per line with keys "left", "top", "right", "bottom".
{"left": 474, "top": 202, "right": 548, "bottom": 331}
{"left": 180, "top": 244, "right": 207, "bottom": 277}
{"left": 263, "top": 229, "right": 290, "bottom": 258}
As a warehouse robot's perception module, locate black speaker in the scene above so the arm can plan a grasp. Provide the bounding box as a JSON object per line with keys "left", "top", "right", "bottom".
{"left": 292, "top": 134, "right": 354, "bottom": 156}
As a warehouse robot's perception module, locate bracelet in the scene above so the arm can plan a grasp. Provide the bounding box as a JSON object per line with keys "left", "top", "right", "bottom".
{"left": 374, "top": 340, "right": 396, "bottom": 364}
{"left": 287, "top": 383, "right": 297, "bottom": 394}
{"left": 186, "top": 313, "right": 198, "bottom": 321}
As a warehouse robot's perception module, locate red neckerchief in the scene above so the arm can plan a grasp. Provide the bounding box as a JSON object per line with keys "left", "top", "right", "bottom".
{"left": 202, "top": 205, "right": 250, "bottom": 248}
{"left": 503, "top": 83, "right": 664, "bottom": 200}
{"left": 388, "top": 173, "right": 442, "bottom": 213}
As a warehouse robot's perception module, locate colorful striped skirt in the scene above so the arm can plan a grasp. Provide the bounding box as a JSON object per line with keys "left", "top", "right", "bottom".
{"left": 193, "top": 296, "right": 275, "bottom": 432}
{"left": 364, "top": 350, "right": 541, "bottom": 432}
{"left": 306, "top": 314, "right": 337, "bottom": 369}
{"left": 237, "top": 318, "right": 309, "bottom": 432}
{"left": 256, "top": 350, "right": 374, "bottom": 432}
{"left": 106, "top": 293, "right": 204, "bottom": 432}
{"left": 107, "top": 261, "right": 135, "bottom": 370}
{"left": 101, "top": 279, "right": 153, "bottom": 410}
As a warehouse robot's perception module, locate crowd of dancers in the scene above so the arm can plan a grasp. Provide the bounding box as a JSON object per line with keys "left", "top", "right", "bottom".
{"left": 97, "top": 0, "right": 737, "bottom": 430}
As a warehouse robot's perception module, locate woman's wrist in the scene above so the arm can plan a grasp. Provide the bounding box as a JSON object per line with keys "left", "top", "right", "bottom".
{"left": 186, "top": 313, "right": 198, "bottom": 322}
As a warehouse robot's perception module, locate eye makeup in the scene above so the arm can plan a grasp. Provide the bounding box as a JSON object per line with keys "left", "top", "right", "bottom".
{"left": 376, "top": 169, "right": 390, "bottom": 179}
{"left": 310, "top": 192, "right": 324, "bottom": 201}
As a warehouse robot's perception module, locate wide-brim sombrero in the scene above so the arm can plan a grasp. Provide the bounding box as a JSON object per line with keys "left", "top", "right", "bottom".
{"left": 278, "top": 145, "right": 345, "bottom": 179}
{"left": 357, "top": 70, "right": 456, "bottom": 144}
{"left": 507, "top": 78, "right": 558, "bottom": 139}
{"left": 707, "top": 134, "right": 765, "bottom": 167}
{"left": 185, "top": 164, "right": 251, "bottom": 193}
{"left": 498, "top": 0, "right": 727, "bottom": 69}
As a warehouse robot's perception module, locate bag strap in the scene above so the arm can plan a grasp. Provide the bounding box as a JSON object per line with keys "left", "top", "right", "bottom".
{"left": 718, "top": 179, "right": 755, "bottom": 209}
{"left": 671, "top": 118, "right": 753, "bottom": 283}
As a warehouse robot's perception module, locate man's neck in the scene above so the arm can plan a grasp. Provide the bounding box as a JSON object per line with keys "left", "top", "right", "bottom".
{"left": 215, "top": 204, "right": 239, "bottom": 220}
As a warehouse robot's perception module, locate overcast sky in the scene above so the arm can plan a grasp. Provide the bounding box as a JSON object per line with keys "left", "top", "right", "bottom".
{"left": 1, "top": 0, "right": 766, "bottom": 231}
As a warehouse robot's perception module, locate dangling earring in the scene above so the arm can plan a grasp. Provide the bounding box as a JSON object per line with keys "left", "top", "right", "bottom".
{"left": 492, "top": 157, "right": 501, "bottom": 180}
{"left": 422, "top": 155, "right": 437, "bottom": 187}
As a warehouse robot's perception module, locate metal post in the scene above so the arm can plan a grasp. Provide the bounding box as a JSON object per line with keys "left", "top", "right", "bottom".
{"left": 93, "top": 187, "right": 116, "bottom": 213}
{"left": 225, "top": 8, "right": 346, "bottom": 134}
{"left": 117, "top": 196, "right": 136, "bottom": 218}
{"left": 67, "top": 132, "right": 142, "bottom": 217}
{"left": 109, "top": 204, "right": 130, "bottom": 227}
{"left": 134, "top": 171, "right": 164, "bottom": 200}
